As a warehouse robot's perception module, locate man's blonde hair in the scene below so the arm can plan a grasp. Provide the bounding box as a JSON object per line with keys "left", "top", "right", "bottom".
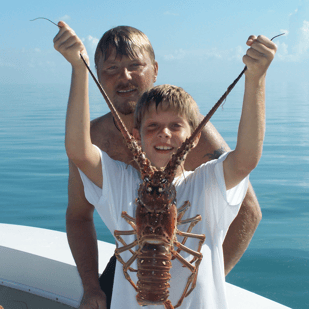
{"left": 134, "top": 84, "right": 200, "bottom": 132}
{"left": 95, "top": 26, "right": 156, "bottom": 68}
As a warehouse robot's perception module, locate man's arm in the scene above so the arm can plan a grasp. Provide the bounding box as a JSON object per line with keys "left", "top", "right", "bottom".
{"left": 67, "top": 160, "right": 107, "bottom": 309}
{"left": 185, "top": 120, "right": 262, "bottom": 275}
{"left": 223, "top": 182, "right": 261, "bottom": 275}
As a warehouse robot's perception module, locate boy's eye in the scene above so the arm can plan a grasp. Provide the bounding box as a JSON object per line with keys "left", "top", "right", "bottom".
{"left": 171, "top": 123, "right": 182, "bottom": 129}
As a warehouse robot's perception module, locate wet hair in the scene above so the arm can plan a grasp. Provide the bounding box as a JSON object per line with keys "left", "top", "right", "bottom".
{"left": 94, "top": 26, "right": 156, "bottom": 68}
{"left": 134, "top": 84, "right": 200, "bottom": 132}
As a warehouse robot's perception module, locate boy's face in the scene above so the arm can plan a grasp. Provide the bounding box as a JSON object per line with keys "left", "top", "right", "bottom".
{"left": 133, "top": 102, "right": 196, "bottom": 171}
{"left": 96, "top": 48, "right": 158, "bottom": 116}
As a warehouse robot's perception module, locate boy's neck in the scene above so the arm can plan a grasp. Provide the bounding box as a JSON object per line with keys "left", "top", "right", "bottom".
{"left": 173, "top": 164, "right": 187, "bottom": 178}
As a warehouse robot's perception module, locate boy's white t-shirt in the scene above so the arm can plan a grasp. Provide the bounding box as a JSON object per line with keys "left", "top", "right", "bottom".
{"left": 79, "top": 146, "right": 249, "bottom": 309}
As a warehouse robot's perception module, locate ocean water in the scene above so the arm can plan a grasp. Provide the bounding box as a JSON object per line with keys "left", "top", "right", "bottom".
{"left": 0, "top": 80, "right": 308, "bottom": 309}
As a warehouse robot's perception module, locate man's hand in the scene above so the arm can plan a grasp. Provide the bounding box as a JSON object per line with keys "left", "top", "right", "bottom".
{"left": 79, "top": 289, "right": 107, "bottom": 309}
{"left": 53, "top": 21, "right": 89, "bottom": 68}
{"left": 243, "top": 35, "right": 277, "bottom": 80}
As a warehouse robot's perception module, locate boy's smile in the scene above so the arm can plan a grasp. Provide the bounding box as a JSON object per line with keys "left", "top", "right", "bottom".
{"left": 133, "top": 102, "right": 194, "bottom": 172}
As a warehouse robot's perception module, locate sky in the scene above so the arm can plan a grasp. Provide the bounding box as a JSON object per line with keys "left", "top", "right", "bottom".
{"left": 0, "top": 0, "right": 309, "bottom": 86}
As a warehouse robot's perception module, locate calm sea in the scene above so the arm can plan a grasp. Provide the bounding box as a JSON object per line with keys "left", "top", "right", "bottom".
{"left": 0, "top": 80, "right": 308, "bottom": 309}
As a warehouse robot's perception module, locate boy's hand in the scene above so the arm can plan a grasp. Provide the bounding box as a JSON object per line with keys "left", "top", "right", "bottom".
{"left": 243, "top": 35, "right": 277, "bottom": 80}
{"left": 53, "top": 21, "right": 89, "bottom": 68}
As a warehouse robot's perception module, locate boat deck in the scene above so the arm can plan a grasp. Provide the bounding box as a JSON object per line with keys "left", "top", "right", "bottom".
{"left": 0, "top": 286, "right": 74, "bottom": 309}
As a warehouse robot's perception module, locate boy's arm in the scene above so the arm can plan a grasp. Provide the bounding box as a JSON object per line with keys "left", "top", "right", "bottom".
{"left": 223, "top": 35, "right": 277, "bottom": 190}
{"left": 54, "top": 21, "right": 102, "bottom": 188}
{"left": 185, "top": 122, "right": 262, "bottom": 275}
{"left": 54, "top": 22, "right": 106, "bottom": 309}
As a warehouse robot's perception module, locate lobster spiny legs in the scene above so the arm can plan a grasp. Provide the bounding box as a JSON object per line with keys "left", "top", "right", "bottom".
{"left": 171, "top": 242, "right": 204, "bottom": 309}
{"left": 176, "top": 201, "right": 191, "bottom": 222}
{"left": 175, "top": 214, "right": 203, "bottom": 257}
{"left": 176, "top": 230, "right": 206, "bottom": 264}
{"left": 121, "top": 211, "right": 136, "bottom": 229}
{"left": 114, "top": 229, "right": 137, "bottom": 256}
{"left": 171, "top": 251, "right": 198, "bottom": 308}
{"left": 164, "top": 299, "right": 174, "bottom": 309}
{"left": 115, "top": 245, "right": 142, "bottom": 292}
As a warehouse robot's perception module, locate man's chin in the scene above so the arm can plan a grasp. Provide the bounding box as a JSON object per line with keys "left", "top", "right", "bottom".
{"left": 116, "top": 101, "right": 137, "bottom": 116}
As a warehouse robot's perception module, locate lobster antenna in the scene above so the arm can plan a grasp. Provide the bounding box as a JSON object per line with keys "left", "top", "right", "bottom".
{"left": 164, "top": 33, "right": 285, "bottom": 180}
{"left": 30, "top": 17, "right": 59, "bottom": 27}
{"left": 31, "top": 17, "right": 156, "bottom": 178}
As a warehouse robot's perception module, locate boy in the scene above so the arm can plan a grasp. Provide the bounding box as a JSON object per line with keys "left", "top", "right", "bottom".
{"left": 64, "top": 36, "right": 277, "bottom": 308}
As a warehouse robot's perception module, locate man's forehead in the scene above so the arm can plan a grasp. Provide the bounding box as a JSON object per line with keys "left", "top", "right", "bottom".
{"left": 100, "top": 46, "right": 150, "bottom": 63}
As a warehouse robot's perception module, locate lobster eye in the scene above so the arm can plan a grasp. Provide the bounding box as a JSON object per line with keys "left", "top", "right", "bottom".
{"left": 147, "top": 186, "right": 153, "bottom": 192}
{"left": 144, "top": 177, "right": 150, "bottom": 183}
{"left": 161, "top": 178, "right": 167, "bottom": 184}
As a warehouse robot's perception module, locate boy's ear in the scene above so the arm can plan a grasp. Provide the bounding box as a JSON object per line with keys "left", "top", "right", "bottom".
{"left": 192, "top": 132, "right": 201, "bottom": 149}
{"left": 132, "top": 128, "right": 141, "bottom": 145}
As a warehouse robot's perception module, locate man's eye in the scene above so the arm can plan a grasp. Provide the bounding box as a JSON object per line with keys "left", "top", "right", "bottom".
{"left": 131, "top": 62, "right": 143, "bottom": 69}
{"left": 107, "top": 66, "right": 117, "bottom": 70}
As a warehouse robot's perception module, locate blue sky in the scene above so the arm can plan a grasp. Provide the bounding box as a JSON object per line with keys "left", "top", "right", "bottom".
{"left": 1, "top": 0, "right": 308, "bottom": 86}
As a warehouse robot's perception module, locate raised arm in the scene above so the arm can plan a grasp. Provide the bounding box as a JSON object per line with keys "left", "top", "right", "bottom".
{"left": 223, "top": 35, "right": 277, "bottom": 190}
{"left": 53, "top": 21, "right": 102, "bottom": 188}
{"left": 184, "top": 34, "right": 277, "bottom": 275}
{"left": 53, "top": 22, "right": 106, "bottom": 309}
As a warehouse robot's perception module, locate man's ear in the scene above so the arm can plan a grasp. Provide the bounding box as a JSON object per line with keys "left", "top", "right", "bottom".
{"left": 153, "top": 61, "right": 158, "bottom": 83}
{"left": 132, "top": 128, "right": 142, "bottom": 145}
{"left": 192, "top": 132, "right": 201, "bottom": 149}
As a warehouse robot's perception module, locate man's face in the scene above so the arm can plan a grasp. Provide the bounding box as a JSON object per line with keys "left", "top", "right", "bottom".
{"left": 96, "top": 48, "right": 158, "bottom": 116}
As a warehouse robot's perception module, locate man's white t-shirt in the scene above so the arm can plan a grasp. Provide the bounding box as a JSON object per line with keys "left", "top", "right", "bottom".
{"left": 79, "top": 147, "right": 249, "bottom": 309}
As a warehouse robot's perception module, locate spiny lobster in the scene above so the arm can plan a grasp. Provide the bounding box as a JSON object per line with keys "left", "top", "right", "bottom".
{"left": 31, "top": 18, "right": 283, "bottom": 308}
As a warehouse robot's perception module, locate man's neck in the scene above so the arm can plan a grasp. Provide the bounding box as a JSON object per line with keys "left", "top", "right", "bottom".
{"left": 111, "top": 112, "right": 135, "bottom": 135}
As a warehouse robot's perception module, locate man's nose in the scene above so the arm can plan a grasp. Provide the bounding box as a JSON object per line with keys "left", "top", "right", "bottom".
{"left": 119, "top": 67, "right": 132, "bottom": 80}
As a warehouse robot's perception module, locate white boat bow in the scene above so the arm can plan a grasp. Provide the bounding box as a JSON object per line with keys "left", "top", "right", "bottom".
{"left": 0, "top": 224, "right": 290, "bottom": 309}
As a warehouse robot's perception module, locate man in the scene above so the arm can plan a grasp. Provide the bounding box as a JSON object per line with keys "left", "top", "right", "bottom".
{"left": 54, "top": 22, "right": 262, "bottom": 309}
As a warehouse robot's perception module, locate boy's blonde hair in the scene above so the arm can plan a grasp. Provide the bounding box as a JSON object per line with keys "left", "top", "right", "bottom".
{"left": 134, "top": 84, "right": 200, "bottom": 132}
{"left": 95, "top": 26, "right": 156, "bottom": 68}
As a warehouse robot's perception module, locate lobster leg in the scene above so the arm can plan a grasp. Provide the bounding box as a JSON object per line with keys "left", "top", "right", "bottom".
{"left": 176, "top": 201, "right": 202, "bottom": 250}
{"left": 114, "top": 229, "right": 138, "bottom": 271}
{"left": 176, "top": 230, "right": 205, "bottom": 264}
{"left": 171, "top": 251, "right": 198, "bottom": 308}
{"left": 172, "top": 242, "right": 204, "bottom": 308}
{"left": 121, "top": 211, "right": 136, "bottom": 230}
{"left": 177, "top": 201, "right": 191, "bottom": 221}
{"left": 114, "top": 229, "right": 137, "bottom": 256}
{"left": 177, "top": 215, "right": 202, "bottom": 239}
{"left": 115, "top": 240, "right": 141, "bottom": 290}
{"left": 163, "top": 300, "right": 174, "bottom": 309}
